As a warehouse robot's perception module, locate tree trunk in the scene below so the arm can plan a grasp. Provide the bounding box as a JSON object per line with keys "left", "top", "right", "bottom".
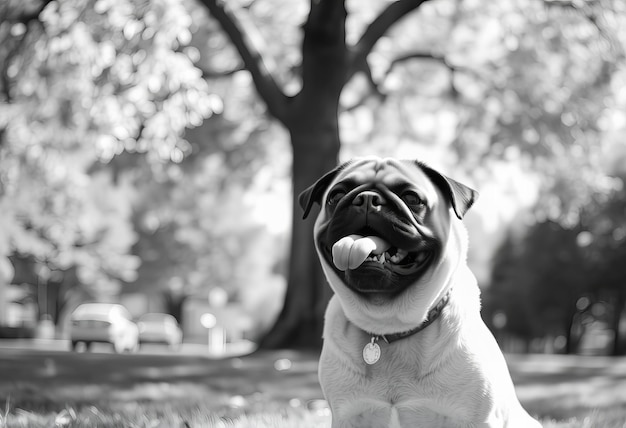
{"left": 258, "top": 0, "right": 346, "bottom": 349}
{"left": 564, "top": 310, "right": 575, "bottom": 355}
{"left": 259, "top": 134, "right": 339, "bottom": 349}
{"left": 611, "top": 291, "right": 625, "bottom": 356}
{"left": 259, "top": 84, "right": 342, "bottom": 349}
{"left": 165, "top": 291, "right": 186, "bottom": 324}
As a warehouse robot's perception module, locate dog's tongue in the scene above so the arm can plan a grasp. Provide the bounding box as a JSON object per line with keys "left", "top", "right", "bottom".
{"left": 332, "top": 235, "right": 391, "bottom": 271}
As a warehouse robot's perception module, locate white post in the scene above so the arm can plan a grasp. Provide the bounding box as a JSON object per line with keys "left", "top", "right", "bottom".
{"left": 201, "top": 313, "right": 225, "bottom": 356}
{"left": 208, "top": 325, "right": 226, "bottom": 355}
{"left": 0, "top": 257, "right": 15, "bottom": 326}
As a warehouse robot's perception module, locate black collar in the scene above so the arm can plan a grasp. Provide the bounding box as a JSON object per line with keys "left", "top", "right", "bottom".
{"left": 370, "top": 289, "right": 452, "bottom": 344}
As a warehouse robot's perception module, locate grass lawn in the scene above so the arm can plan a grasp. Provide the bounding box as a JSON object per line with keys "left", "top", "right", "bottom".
{"left": 0, "top": 349, "right": 625, "bottom": 427}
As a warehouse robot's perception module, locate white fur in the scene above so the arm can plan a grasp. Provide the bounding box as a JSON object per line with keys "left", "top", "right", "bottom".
{"left": 315, "top": 169, "right": 542, "bottom": 428}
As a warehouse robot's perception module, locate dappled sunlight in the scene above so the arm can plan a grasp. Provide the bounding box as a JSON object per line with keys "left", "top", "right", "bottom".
{"left": 108, "top": 382, "right": 224, "bottom": 404}
{"left": 0, "top": 349, "right": 325, "bottom": 413}
{"left": 508, "top": 354, "right": 626, "bottom": 419}
{"left": 0, "top": 350, "right": 332, "bottom": 427}
{"left": 521, "top": 377, "right": 626, "bottom": 420}
{"left": 1, "top": 351, "right": 625, "bottom": 427}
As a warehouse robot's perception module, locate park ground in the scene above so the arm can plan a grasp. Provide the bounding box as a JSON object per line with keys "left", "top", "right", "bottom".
{"left": 0, "top": 343, "right": 625, "bottom": 427}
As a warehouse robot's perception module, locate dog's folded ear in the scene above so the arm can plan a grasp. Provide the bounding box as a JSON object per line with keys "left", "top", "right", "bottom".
{"left": 417, "top": 162, "right": 479, "bottom": 219}
{"left": 299, "top": 162, "right": 348, "bottom": 219}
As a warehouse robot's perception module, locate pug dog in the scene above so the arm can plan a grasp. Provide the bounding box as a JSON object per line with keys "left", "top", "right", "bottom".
{"left": 300, "top": 157, "right": 541, "bottom": 428}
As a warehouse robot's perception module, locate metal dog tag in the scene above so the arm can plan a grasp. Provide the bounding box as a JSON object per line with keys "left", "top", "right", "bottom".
{"left": 363, "top": 337, "right": 381, "bottom": 365}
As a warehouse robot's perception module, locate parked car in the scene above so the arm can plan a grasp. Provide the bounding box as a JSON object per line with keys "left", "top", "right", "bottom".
{"left": 70, "top": 303, "right": 139, "bottom": 353}
{"left": 137, "top": 313, "right": 182, "bottom": 350}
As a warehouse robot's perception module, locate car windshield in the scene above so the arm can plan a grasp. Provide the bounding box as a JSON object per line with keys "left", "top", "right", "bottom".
{"left": 139, "top": 314, "right": 172, "bottom": 324}
{"left": 72, "top": 304, "right": 130, "bottom": 321}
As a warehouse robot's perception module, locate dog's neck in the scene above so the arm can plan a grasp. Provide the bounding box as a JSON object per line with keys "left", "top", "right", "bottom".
{"left": 365, "top": 288, "right": 452, "bottom": 344}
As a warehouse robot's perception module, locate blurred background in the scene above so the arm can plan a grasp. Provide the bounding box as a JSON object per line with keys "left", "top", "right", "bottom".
{"left": 1, "top": 0, "right": 625, "bottom": 358}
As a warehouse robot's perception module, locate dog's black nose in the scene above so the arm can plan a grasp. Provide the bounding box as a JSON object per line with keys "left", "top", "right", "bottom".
{"left": 352, "top": 191, "right": 386, "bottom": 209}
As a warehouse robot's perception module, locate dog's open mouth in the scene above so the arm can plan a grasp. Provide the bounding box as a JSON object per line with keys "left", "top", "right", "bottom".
{"left": 330, "top": 234, "right": 432, "bottom": 276}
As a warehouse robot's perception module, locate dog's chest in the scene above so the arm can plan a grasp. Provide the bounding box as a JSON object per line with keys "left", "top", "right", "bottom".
{"left": 331, "top": 402, "right": 470, "bottom": 428}
{"left": 321, "top": 344, "right": 476, "bottom": 428}
{"left": 328, "top": 375, "right": 473, "bottom": 428}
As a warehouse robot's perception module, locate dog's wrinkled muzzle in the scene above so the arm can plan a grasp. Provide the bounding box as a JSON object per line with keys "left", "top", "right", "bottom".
{"left": 319, "top": 187, "right": 439, "bottom": 296}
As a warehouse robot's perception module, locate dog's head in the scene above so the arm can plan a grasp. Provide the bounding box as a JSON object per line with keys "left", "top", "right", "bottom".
{"left": 300, "top": 156, "right": 478, "bottom": 333}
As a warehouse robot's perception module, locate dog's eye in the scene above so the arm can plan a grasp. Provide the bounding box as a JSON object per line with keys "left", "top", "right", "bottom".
{"left": 327, "top": 189, "right": 346, "bottom": 206}
{"left": 401, "top": 191, "right": 424, "bottom": 207}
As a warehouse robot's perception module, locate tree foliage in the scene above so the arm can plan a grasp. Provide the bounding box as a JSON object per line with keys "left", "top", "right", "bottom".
{"left": 345, "top": 1, "right": 625, "bottom": 208}
{"left": 0, "top": 0, "right": 213, "bottom": 304}
{"left": 485, "top": 174, "right": 626, "bottom": 355}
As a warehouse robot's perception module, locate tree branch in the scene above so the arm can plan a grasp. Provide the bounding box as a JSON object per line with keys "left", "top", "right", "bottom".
{"left": 1, "top": 0, "right": 54, "bottom": 102}
{"left": 360, "top": 59, "right": 386, "bottom": 99}
{"left": 348, "top": 0, "right": 432, "bottom": 81}
{"left": 1, "top": 0, "right": 54, "bottom": 24}
{"left": 344, "top": 49, "right": 496, "bottom": 111}
{"left": 341, "top": 59, "right": 386, "bottom": 113}
{"left": 195, "top": 0, "right": 289, "bottom": 122}
{"left": 388, "top": 52, "right": 450, "bottom": 73}
{"left": 345, "top": 51, "right": 459, "bottom": 111}
{"left": 198, "top": 65, "right": 245, "bottom": 79}
{"left": 390, "top": 52, "right": 460, "bottom": 97}
{"left": 543, "top": 0, "right": 620, "bottom": 54}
